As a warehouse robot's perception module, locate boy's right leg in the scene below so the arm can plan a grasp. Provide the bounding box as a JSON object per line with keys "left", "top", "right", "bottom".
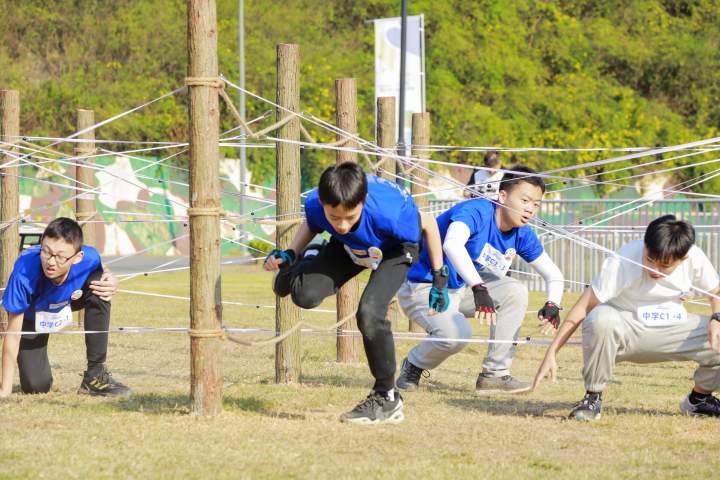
{"left": 73, "top": 268, "right": 131, "bottom": 397}
{"left": 17, "top": 317, "right": 53, "bottom": 394}
{"left": 572, "top": 304, "right": 629, "bottom": 420}
{"left": 274, "top": 238, "right": 364, "bottom": 309}
{"left": 396, "top": 282, "right": 470, "bottom": 390}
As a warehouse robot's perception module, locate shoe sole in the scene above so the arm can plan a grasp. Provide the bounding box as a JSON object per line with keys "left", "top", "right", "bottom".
{"left": 474, "top": 385, "right": 532, "bottom": 396}
{"left": 78, "top": 387, "right": 133, "bottom": 398}
{"left": 395, "top": 383, "right": 419, "bottom": 392}
{"left": 340, "top": 409, "right": 405, "bottom": 425}
{"left": 572, "top": 412, "right": 601, "bottom": 421}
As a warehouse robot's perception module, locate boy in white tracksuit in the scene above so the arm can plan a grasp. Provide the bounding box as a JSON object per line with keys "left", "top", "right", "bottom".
{"left": 534, "top": 214, "right": 720, "bottom": 420}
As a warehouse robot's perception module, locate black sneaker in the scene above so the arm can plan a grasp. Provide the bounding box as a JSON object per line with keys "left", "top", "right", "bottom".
{"left": 680, "top": 393, "right": 720, "bottom": 417}
{"left": 340, "top": 391, "right": 404, "bottom": 425}
{"left": 78, "top": 367, "right": 132, "bottom": 397}
{"left": 569, "top": 392, "right": 603, "bottom": 421}
{"left": 396, "top": 357, "right": 427, "bottom": 392}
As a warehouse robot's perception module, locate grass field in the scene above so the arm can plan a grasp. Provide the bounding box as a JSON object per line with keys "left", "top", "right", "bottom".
{"left": 1, "top": 264, "right": 719, "bottom": 479}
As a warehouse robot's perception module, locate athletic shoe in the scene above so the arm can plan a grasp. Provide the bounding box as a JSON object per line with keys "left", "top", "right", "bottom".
{"left": 272, "top": 267, "right": 293, "bottom": 297}
{"left": 78, "top": 367, "right": 132, "bottom": 397}
{"left": 340, "top": 391, "right": 404, "bottom": 425}
{"left": 569, "top": 393, "right": 603, "bottom": 421}
{"left": 396, "top": 357, "right": 427, "bottom": 391}
{"left": 475, "top": 373, "right": 531, "bottom": 395}
{"left": 680, "top": 393, "right": 720, "bottom": 417}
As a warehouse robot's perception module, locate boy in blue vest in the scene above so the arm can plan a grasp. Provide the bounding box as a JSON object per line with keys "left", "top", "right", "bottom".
{"left": 396, "top": 166, "right": 564, "bottom": 393}
{"left": 264, "top": 162, "right": 446, "bottom": 424}
{"left": 1, "top": 217, "right": 130, "bottom": 397}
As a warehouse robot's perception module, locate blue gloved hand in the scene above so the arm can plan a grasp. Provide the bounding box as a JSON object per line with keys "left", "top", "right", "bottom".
{"left": 428, "top": 265, "right": 450, "bottom": 313}
{"left": 263, "top": 249, "right": 296, "bottom": 271}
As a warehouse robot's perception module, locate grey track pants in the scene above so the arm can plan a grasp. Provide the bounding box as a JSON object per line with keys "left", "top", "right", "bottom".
{"left": 582, "top": 303, "right": 720, "bottom": 392}
{"left": 398, "top": 272, "right": 528, "bottom": 376}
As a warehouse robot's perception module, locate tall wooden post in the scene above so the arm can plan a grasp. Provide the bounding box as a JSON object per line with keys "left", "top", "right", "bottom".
{"left": 376, "top": 96, "right": 396, "bottom": 180}
{"left": 376, "top": 96, "right": 402, "bottom": 330}
{"left": 75, "top": 109, "right": 97, "bottom": 245}
{"left": 187, "top": 0, "right": 223, "bottom": 415}
{"left": 75, "top": 109, "right": 96, "bottom": 328}
{"left": 0, "top": 90, "right": 20, "bottom": 329}
{"left": 335, "top": 78, "right": 361, "bottom": 363}
{"left": 409, "top": 112, "right": 431, "bottom": 332}
{"left": 275, "top": 43, "right": 302, "bottom": 383}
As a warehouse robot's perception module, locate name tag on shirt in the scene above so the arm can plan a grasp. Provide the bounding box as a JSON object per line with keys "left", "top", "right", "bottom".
{"left": 636, "top": 303, "right": 687, "bottom": 326}
{"left": 35, "top": 305, "right": 73, "bottom": 333}
{"left": 476, "top": 244, "right": 515, "bottom": 276}
{"left": 344, "top": 245, "right": 383, "bottom": 270}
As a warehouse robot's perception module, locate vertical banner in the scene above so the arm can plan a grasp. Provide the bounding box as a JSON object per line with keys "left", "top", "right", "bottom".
{"left": 374, "top": 14, "right": 425, "bottom": 147}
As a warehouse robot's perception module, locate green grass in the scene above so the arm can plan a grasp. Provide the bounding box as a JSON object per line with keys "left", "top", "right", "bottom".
{"left": 1, "top": 265, "right": 719, "bottom": 479}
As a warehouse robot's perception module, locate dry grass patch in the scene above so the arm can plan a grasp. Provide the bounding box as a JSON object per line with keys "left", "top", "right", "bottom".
{"left": 1, "top": 265, "right": 719, "bottom": 479}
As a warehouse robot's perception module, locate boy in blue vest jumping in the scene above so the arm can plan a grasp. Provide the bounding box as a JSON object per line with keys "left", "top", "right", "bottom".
{"left": 264, "top": 162, "right": 446, "bottom": 424}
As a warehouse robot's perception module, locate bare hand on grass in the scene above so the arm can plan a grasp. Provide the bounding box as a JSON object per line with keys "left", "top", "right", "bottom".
{"left": 532, "top": 351, "right": 558, "bottom": 391}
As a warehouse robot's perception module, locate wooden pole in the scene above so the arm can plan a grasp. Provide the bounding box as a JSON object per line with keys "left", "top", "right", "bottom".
{"left": 75, "top": 109, "right": 97, "bottom": 244}
{"left": 376, "top": 96, "right": 403, "bottom": 330}
{"left": 75, "top": 109, "right": 96, "bottom": 328}
{"left": 275, "top": 43, "right": 302, "bottom": 383}
{"left": 335, "top": 78, "right": 361, "bottom": 363}
{"left": 376, "top": 96, "right": 396, "bottom": 180}
{"left": 0, "top": 90, "right": 20, "bottom": 330}
{"left": 409, "top": 112, "right": 431, "bottom": 333}
{"left": 187, "top": 0, "right": 223, "bottom": 415}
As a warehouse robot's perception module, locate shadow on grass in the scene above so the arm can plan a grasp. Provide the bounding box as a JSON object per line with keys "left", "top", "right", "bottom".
{"left": 446, "top": 397, "right": 574, "bottom": 417}
{"left": 295, "top": 374, "right": 372, "bottom": 389}
{"left": 446, "top": 396, "right": 678, "bottom": 418}
{"left": 111, "top": 393, "right": 306, "bottom": 419}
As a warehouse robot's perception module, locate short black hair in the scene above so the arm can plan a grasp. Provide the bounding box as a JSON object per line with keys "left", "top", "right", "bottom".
{"left": 499, "top": 165, "right": 546, "bottom": 194}
{"left": 483, "top": 150, "right": 500, "bottom": 168}
{"left": 318, "top": 162, "right": 368, "bottom": 208}
{"left": 41, "top": 217, "right": 83, "bottom": 250}
{"left": 644, "top": 214, "right": 695, "bottom": 262}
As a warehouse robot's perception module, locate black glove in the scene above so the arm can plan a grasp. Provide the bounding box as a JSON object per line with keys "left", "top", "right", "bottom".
{"left": 472, "top": 284, "right": 495, "bottom": 315}
{"left": 429, "top": 266, "right": 450, "bottom": 313}
{"left": 265, "top": 249, "right": 296, "bottom": 269}
{"left": 538, "top": 301, "right": 562, "bottom": 328}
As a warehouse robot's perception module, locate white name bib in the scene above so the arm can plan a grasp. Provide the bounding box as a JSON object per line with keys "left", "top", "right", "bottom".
{"left": 476, "top": 244, "right": 515, "bottom": 276}
{"left": 637, "top": 303, "right": 687, "bottom": 326}
{"left": 35, "top": 305, "right": 73, "bottom": 333}
{"left": 344, "top": 245, "right": 383, "bottom": 270}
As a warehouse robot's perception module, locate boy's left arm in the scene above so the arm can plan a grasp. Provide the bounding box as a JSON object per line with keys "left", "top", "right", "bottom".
{"left": 419, "top": 211, "right": 443, "bottom": 270}
{"left": 420, "top": 212, "right": 451, "bottom": 315}
{"left": 707, "top": 285, "right": 720, "bottom": 352}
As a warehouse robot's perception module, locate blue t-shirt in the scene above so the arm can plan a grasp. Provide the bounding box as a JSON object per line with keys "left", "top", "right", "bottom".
{"left": 407, "top": 199, "right": 544, "bottom": 288}
{"left": 305, "top": 175, "right": 421, "bottom": 256}
{"left": 2, "top": 245, "right": 102, "bottom": 322}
